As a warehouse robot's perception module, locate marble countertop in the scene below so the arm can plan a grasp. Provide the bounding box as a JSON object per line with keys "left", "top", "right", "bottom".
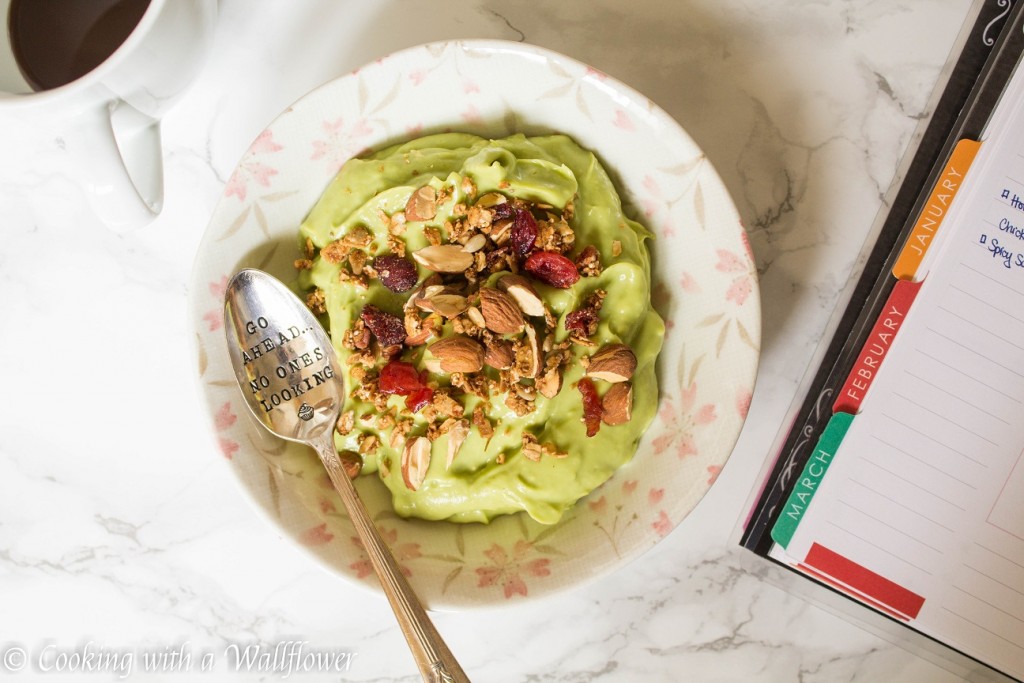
{"left": 1, "top": 0, "right": 1006, "bottom": 681}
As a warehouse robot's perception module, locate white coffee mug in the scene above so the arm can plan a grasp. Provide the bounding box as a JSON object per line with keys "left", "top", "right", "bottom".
{"left": 0, "top": 0, "right": 217, "bottom": 229}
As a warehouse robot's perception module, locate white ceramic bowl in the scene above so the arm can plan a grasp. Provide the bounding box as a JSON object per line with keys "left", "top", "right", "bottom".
{"left": 189, "top": 40, "right": 760, "bottom": 608}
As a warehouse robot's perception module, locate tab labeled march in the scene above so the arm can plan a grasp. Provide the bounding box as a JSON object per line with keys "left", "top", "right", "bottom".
{"left": 770, "top": 412, "right": 854, "bottom": 549}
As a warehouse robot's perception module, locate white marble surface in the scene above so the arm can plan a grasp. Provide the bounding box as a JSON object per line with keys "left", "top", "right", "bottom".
{"left": 0, "top": 0, "right": 1006, "bottom": 681}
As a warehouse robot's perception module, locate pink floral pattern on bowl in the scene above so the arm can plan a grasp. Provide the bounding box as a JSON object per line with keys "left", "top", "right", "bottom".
{"left": 188, "top": 40, "right": 760, "bottom": 609}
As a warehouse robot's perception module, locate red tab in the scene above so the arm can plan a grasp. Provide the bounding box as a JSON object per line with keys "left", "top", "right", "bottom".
{"left": 833, "top": 279, "right": 922, "bottom": 414}
{"left": 804, "top": 543, "right": 925, "bottom": 619}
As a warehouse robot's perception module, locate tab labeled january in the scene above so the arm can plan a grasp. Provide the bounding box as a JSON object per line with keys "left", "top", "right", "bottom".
{"left": 771, "top": 412, "right": 854, "bottom": 549}
{"left": 893, "top": 138, "right": 980, "bottom": 280}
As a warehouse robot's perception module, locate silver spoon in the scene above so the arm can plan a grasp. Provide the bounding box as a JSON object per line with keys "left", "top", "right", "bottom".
{"left": 223, "top": 268, "right": 469, "bottom": 683}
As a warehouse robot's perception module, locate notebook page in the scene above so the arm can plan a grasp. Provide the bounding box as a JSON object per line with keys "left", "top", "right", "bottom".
{"left": 782, "top": 56, "right": 1024, "bottom": 677}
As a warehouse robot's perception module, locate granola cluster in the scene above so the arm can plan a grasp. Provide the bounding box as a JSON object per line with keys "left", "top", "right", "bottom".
{"left": 300, "top": 178, "right": 638, "bottom": 491}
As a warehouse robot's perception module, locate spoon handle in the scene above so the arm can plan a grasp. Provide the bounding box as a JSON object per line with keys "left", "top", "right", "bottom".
{"left": 311, "top": 433, "right": 471, "bottom": 683}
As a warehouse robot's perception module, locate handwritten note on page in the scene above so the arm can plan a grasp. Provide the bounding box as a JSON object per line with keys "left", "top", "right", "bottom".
{"left": 776, "top": 60, "right": 1024, "bottom": 678}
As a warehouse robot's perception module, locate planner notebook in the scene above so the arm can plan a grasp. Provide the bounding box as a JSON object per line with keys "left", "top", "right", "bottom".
{"left": 741, "top": 2, "right": 1024, "bottom": 680}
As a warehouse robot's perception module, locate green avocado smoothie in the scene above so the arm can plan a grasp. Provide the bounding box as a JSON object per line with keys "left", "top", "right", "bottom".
{"left": 298, "top": 133, "right": 664, "bottom": 524}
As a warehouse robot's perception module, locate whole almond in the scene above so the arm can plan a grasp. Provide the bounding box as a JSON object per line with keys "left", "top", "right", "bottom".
{"left": 405, "top": 186, "right": 437, "bottom": 222}
{"left": 401, "top": 436, "right": 431, "bottom": 490}
{"left": 601, "top": 382, "right": 633, "bottom": 425}
{"left": 429, "top": 336, "right": 485, "bottom": 373}
{"left": 480, "top": 288, "right": 525, "bottom": 334}
{"left": 413, "top": 245, "right": 474, "bottom": 273}
{"left": 498, "top": 274, "right": 545, "bottom": 317}
{"left": 586, "top": 344, "right": 637, "bottom": 383}
{"left": 484, "top": 339, "right": 515, "bottom": 370}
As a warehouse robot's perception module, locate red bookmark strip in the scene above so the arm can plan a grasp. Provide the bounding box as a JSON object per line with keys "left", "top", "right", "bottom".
{"left": 796, "top": 562, "right": 911, "bottom": 622}
{"left": 804, "top": 543, "right": 925, "bottom": 619}
{"left": 833, "top": 279, "right": 922, "bottom": 414}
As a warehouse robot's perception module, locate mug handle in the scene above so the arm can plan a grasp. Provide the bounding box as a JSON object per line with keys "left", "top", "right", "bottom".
{"left": 76, "top": 99, "right": 164, "bottom": 230}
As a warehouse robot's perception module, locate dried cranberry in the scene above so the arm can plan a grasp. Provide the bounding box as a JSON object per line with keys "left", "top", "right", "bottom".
{"left": 578, "top": 378, "right": 602, "bottom": 437}
{"left": 374, "top": 255, "right": 418, "bottom": 293}
{"left": 524, "top": 251, "right": 580, "bottom": 288}
{"left": 511, "top": 208, "right": 538, "bottom": 257}
{"left": 379, "top": 360, "right": 422, "bottom": 395}
{"left": 565, "top": 307, "right": 599, "bottom": 337}
{"left": 360, "top": 305, "right": 406, "bottom": 347}
{"left": 490, "top": 202, "right": 515, "bottom": 222}
{"left": 405, "top": 387, "right": 434, "bottom": 412}
{"left": 379, "top": 360, "right": 433, "bottom": 411}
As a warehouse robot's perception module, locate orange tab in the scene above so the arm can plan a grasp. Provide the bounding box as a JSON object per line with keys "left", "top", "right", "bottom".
{"left": 892, "top": 138, "right": 980, "bottom": 280}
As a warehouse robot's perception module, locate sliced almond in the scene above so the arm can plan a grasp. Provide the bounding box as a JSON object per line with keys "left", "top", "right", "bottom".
{"left": 463, "top": 234, "right": 487, "bottom": 253}
{"left": 484, "top": 339, "right": 515, "bottom": 370}
{"left": 524, "top": 325, "right": 543, "bottom": 379}
{"left": 401, "top": 436, "right": 431, "bottom": 490}
{"left": 417, "top": 293, "right": 469, "bottom": 318}
{"left": 489, "top": 218, "right": 512, "bottom": 245}
{"left": 601, "top": 382, "right": 633, "bottom": 425}
{"left": 586, "top": 343, "right": 637, "bottom": 383}
{"left": 479, "top": 288, "right": 525, "bottom": 335}
{"left": 446, "top": 419, "right": 470, "bottom": 469}
{"left": 475, "top": 192, "right": 507, "bottom": 208}
{"left": 516, "top": 385, "right": 536, "bottom": 401}
{"left": 466, "top": 305, "right": 486, "bottom": 328}
{"left": 412, "top": 244, "right": 474, "bottom": 273}
{"left": 422, "top": 358, "right": 444, "bottom": 374}
{"left": 536, "top": 366, "right": 563, "bottom": 399}
{"left": 404, "top": 274, "right": 442, "bottom": 313}
{"left": 429, "top": 335, "right": 485, "bottom": 373}
{"left": 498, "top": 274, "right": 545, "bottom": 317}
{"left": 405, "top": 186, "right": 437, "bottom": 222}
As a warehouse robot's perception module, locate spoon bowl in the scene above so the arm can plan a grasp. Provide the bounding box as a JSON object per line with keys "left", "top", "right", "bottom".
{"left": 223, "top": 268, "right": 342, "bottom": 443}
{"left": 223, "top": 268, "right": 468, "bottom": 683}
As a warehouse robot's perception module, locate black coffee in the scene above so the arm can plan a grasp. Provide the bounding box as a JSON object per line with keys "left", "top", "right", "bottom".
{"left": 9, "top": 0, "right": 152, "bottom": 92}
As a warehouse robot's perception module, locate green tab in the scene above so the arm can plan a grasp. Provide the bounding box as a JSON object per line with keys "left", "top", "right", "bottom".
{"left": 771, "top": 412, "right": 854, "bottom": 549}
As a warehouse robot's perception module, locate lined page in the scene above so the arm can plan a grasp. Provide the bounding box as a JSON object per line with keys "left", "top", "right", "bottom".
{"left": 783, "top": 59, "right": 1024, "bottom": 677}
